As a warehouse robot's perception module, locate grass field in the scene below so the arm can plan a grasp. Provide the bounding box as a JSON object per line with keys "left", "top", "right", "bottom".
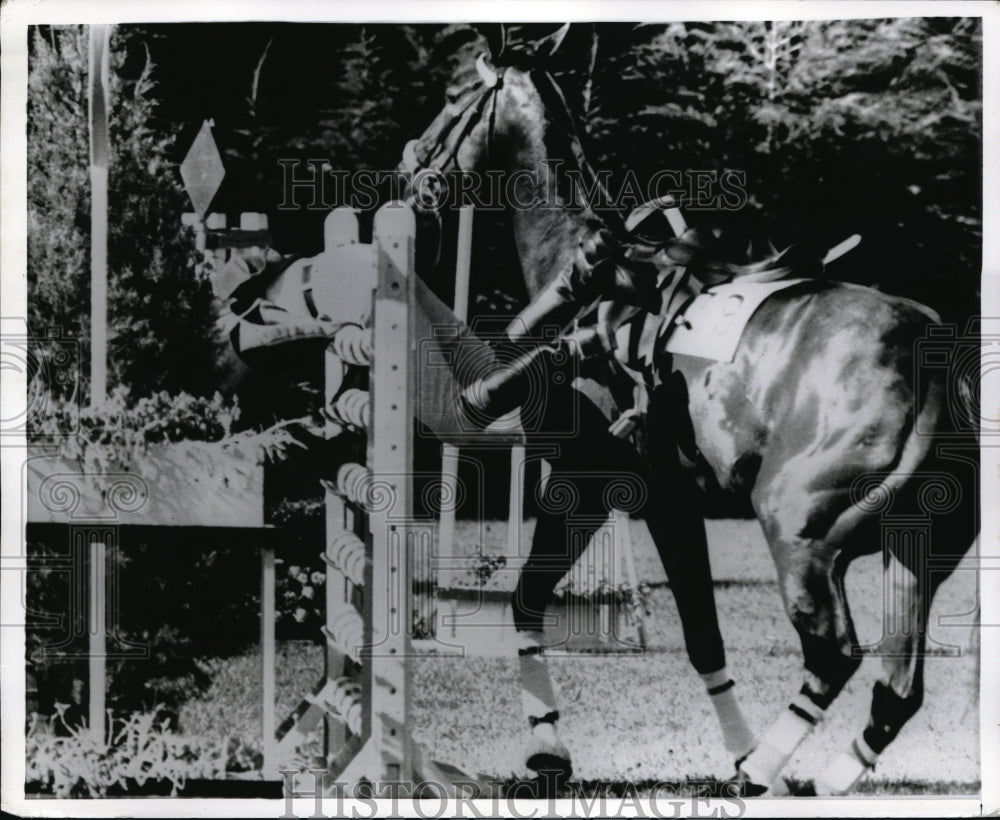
{"left": 179, "top": 517, "right": 980, "bottom": 794}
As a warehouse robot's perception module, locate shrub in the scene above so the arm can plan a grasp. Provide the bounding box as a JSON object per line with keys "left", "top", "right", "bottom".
{"left": 25, "top": 708, "right": 233, "bottom": 797}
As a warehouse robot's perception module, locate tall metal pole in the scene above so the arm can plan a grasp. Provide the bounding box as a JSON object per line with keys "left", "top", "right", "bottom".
{"left": 88, "top": 23, "right": 111, "bottom": 745}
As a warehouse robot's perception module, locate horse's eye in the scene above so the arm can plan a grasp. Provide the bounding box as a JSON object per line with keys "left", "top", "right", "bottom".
{"left": 445, "top": 87, "right": 461, "bottom": 105}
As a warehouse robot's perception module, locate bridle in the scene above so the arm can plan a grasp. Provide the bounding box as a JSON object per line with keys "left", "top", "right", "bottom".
{"left": 401, "top": 53, "right": 627, "bottom": 243}
{"left": 398, "top": 55, "right": 506, "bottom": 266}
{"left": 399, "top": 48, "right": 630, "bottom": 272}
{"left": 402, "top": 55, "right": 506, "bottom": 180}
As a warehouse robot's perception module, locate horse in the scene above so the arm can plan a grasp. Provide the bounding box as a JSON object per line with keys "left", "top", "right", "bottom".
{"left": 398, "top": 25, "right": 979, "bottom": 795}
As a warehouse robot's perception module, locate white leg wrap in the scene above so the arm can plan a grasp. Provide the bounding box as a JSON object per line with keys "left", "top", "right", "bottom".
{"left": 700, "top": 669, "right": 756, "bottom": 759}
{"left": 532, "top": 721, "right": 560, "bottom": 747}
{"left": 518, "top": 631, "right": 558, "bottom": 721}
{"left": 739, "top": 699, "right": 822, "bottom": 786}
{"left": 814, "top": 737, "right": 877, "bottom": 796}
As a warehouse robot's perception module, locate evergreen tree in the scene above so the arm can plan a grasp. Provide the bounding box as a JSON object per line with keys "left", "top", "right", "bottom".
{"left": 27, "top": 25, "right": 223, "bottom": 399}
{"left": 570, "top": 19, "right": 980, "bottom": 318}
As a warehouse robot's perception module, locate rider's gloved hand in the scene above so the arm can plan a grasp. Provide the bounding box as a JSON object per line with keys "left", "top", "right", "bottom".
{"left": 572, "top": 228, "right": 662, "bottom": 314}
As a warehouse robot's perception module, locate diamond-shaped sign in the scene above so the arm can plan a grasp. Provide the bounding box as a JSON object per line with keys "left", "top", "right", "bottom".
{"left": 180, "top": 120, "right": 225, "bottom": 217}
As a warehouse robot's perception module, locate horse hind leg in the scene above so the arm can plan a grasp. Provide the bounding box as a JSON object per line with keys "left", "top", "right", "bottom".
{"left": 735, "top": 380, "right": 936, "bottom": 794}
{"left": 736, "top": 525, "right": 862, "bottom": 794}
{"left": 814, "top": 457, "right": 974, "bottom": 795}
{"left": 814, "top": 550, "right": 930, "bottom": 795}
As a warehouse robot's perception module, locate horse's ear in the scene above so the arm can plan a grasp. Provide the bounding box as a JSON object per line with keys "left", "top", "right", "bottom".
{"left": 477, "top": 24, "right": 507, "bottom": 61}
{"left": 533, "top": 23, "right": 570, "bottom": 59}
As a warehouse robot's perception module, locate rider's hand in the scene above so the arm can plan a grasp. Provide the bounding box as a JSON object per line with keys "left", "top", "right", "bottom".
{"left": 573, "top": 230, "right": 662, "bottom": 313}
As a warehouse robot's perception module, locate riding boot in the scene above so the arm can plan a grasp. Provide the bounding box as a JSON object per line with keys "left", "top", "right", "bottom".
{"left": 461, "top": 324, "right": 615, "bottom": 424}
{"left": 507, "top": 231, "right": 661, "bottom": 343}
{"left": 461, "top": 229, "right": 658, "bottom": 424}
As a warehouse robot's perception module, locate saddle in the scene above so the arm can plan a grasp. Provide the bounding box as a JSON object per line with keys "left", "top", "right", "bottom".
{"left": 602, "top": 199, "right": 854, "bottom": 439}
{"left": 626, "top": 228, "right": 825, "bottom": 287}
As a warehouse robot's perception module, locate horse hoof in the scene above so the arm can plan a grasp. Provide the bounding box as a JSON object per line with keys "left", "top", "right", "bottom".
{"left": 725, "top": 768, "right": 770, "bottom": 798}
{"left": 526, "top": 751, "right": 573, "bottom": 778}
{"left": 524, "top": 735, "right": 572, "bottom": 779}
{"left": 768, "top": 776, "right": 791, "bottom": 796}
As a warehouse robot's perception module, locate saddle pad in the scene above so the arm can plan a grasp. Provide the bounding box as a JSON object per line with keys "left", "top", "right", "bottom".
{"left": 664, "top": 278, "right": 811, "bottom": 363}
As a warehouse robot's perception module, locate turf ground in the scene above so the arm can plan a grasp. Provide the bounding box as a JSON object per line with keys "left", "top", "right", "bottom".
{"left": 179, "top": 517, "right": 980, "bottom": 793}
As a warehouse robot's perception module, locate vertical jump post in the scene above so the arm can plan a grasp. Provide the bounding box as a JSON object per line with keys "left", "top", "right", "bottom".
{"left": 87, "top": 22, "right": 111, "bottom": 746}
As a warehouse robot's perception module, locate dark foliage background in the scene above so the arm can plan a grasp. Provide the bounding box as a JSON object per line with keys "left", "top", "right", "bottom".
{"left": 27, "top": 19, "right": 982, "bottom": 400}
{"left": 25, "top": 19, "right": 982, "bottom": 717}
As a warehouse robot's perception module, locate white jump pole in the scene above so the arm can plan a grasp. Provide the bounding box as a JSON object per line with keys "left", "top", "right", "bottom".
{"left": 507, "top": 444, "right": 526, "bottom": 555}
{"left": 87, "top": 23, "right": 111, "bottom": 746}
{"left": 260, "top": 546, "right": 276, "bottom": 775}
{"left": 437, "top": 207, "right": 473, "bottom": 634}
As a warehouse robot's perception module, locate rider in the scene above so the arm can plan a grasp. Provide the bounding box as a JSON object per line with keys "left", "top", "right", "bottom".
{"left": 458, "top": 200, "right": 719, "bottom": 426}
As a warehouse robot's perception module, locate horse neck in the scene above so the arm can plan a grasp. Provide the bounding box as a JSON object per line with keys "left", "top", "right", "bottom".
{"left": 495, "top": 78, "right": 597, "bottom": 299}
{"left": 509, "top": 199, "right": 588, "bottom": 299}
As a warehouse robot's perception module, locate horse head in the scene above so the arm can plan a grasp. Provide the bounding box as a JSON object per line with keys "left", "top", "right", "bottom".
{"left": 400, "top": 24, "right": 569, "bottom": 180}
{"left": 399, "top": 24, "right": 599, "bottom": 298}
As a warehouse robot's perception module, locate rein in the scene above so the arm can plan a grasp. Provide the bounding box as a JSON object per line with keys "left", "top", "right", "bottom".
{"left": 405, "top": 58, "right": 630, "bottom": 273}
{"left": 404, "top": 67, "right": 504, "bottom": 267}
{"left": 529, "top": 68, "right": 627, "bottom": 241}
{"left": 408, "top": 62, "right": 613, "bottom": 226}
{"left": 410, "top": 69, "right": 506, "bottom": 175}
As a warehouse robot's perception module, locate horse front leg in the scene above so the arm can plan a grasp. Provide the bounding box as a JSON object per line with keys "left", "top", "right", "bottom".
{"left": 642, "top": 468, "right": 756, "bottom": 767}
{"left": 511, "top": 502, "right": 606, "bottom": 780}
{"left": 511, "top": 394, "right": 649, "bottom": 780}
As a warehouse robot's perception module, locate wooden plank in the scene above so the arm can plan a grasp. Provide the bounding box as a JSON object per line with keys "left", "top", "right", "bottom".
{"left": 437, "top": 206, "right": 474, "bottom": 629}
{"left": 87, "top": 24, "right": 111, "bottom": 743}
{"left": 26, "top": 442, "right": 264, "bottom": 527}
{"left": 506, "top": 444, "right": 526, "bottom": 555}
{"left": 26, "top": 523, "right": 285, "bottom": 547}
{"left": 370, "top": 203, "right": 415, "bottom": 783}
{"left": 89, "top": 538, "right": 106, "bottom": 745}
